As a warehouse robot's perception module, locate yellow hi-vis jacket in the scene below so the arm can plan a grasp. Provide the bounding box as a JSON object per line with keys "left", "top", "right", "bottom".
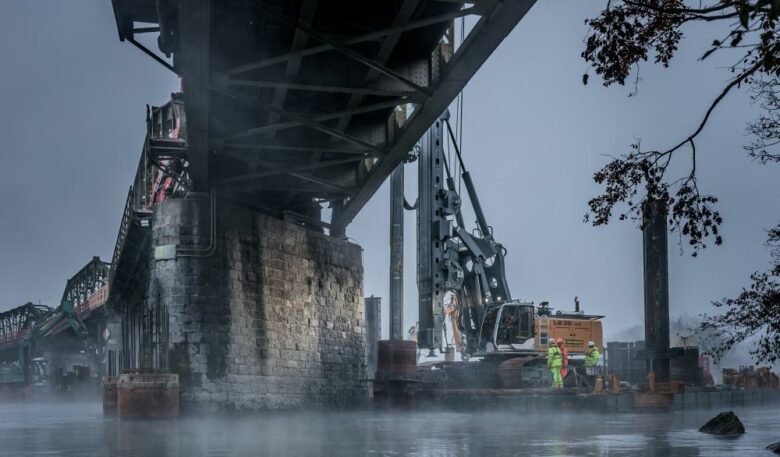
{"left": 547, "top": 345, "right": 563, "bottom": 368}
{"left": 585, "top": 348, "right": 600, "bottom": 367}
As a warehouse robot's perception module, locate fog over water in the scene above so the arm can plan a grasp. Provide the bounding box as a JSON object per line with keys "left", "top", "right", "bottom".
{"left": 1, "top": 402, "right": 779, "bottom": 456}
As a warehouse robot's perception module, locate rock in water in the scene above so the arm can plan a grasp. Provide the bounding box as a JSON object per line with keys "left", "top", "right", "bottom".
{"left": 698, "top": 411, "right": 746, "bottom": 436}
{"left": 767, "top": 441, "right": 780, "bottom": 454}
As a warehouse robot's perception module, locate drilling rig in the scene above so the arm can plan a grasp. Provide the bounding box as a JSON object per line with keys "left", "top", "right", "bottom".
{"left": 411, "top": 111, "right": 604, "bottom": 387}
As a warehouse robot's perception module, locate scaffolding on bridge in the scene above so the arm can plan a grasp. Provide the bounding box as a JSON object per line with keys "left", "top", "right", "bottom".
{"left": 109, "top": 95, "right": 188, "bottom": 304}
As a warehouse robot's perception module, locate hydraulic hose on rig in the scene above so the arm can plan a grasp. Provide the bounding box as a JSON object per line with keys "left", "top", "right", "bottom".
{"left": 445, "top": 118, "right": 490, "bottom": 238}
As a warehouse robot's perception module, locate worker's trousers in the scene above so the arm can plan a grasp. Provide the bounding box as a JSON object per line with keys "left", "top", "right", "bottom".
{"left": 550, "top": 366, "right": 562, "bottom": 389}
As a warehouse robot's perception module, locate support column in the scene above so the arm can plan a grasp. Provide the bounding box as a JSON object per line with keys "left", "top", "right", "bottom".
{"left": 104, "top": 318, "right": 122, "bottom": 377}
{"left": 330, "top": 200, "right": 347, "bottom": 238}
{"left": 364, "top": 296, "right": 381, "bottom": 376}
{"left": 417, "top": 117, "right": 449, "bottom": 351}
{"left": 389, "top": 165, "right": 404, "bottom": 340}
{"left": 643, "top": 199, "right": 671, "bottom": 383}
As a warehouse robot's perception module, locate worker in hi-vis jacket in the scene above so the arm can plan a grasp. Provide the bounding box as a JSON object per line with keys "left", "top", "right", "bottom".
{"left": 547, "top": 339, "right": 564, "bottom": 389}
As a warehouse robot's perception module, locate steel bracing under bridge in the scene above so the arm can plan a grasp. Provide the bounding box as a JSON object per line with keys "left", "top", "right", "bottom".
{"left": 110, "top": 0, "right": 536, "bottom": 235}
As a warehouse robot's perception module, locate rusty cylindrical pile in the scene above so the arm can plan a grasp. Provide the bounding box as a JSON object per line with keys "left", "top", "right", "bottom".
{"left": 102, "top": 377, "right": 118, "bottom": 416}
{"left": 376, "top": 340, "right": 417, "bottom": 380}
{"left": 116, "top": 372, "right": 179, "bottom": 419}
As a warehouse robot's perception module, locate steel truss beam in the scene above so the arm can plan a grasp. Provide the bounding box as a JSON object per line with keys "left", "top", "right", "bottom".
{"left": 126, "top": 37, "right": 176, "bottom": 74}
{"left": 61, "top": 257, "right": 110, "bottom": 310}
{"left": 212, "top": 86, "right": 386, "bottom": 154}
{"left": 264, "top": 0, "right": 318, "bottom": 136}
{"left": 218, "top": 154, "right": 363, "bottom": 185}
{"left": 0, "top": 303, "right": 53, "bottom": 347}
{"left": 111, "top": 0, "right": 534, "bottom": 232}
{"left": 216, "top": 142, "right": 375, "bottom": 156}
{"left": 214, "top": 76, "right": 416, "bottom": 99}
{"left": 226, "top": 181, "right": 353, "bottom": 194}
{"left": 218, "top": 150, "right": 353, "bottom": 193}
{"left": 332, "top": 0, "right": 537, "bottom": 233}
{"left": 225, "top": 7, "right": 479, "bottom": 74}
{"left": 239, "top": 0, "right": 432, "bottom": 98}
{"left": 330, "top": 0, "right": 420, "bottom": 145}
{"left": 213, "top": 95, "right": 404, "bottom": 138}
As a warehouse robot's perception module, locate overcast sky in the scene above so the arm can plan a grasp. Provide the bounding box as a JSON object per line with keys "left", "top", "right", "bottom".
{"left": 0, "top": 2, "right": 777, "bottom": 340}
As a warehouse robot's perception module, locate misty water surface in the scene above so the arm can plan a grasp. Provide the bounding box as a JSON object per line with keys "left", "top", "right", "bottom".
{"left": 1, "top": 402, "right": 779, "bottom": 456}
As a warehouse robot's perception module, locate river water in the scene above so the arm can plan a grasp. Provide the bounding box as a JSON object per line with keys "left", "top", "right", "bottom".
{"left": 1, "top": 401, "right": 778, "bottom": 456}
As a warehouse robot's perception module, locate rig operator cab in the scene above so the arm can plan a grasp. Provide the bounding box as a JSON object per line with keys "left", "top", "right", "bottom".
{"left": 480, "top": 302, "right": 535, "bottom": 354}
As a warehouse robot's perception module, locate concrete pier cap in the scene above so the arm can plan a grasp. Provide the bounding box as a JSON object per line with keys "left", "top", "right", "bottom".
{"left": 144, "top": 196, "right": 367, "bottom": 410}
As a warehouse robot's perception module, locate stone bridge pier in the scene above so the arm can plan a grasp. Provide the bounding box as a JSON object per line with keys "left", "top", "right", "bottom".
{"left": 141, "top": 195, "right": 366, "bottom": 410}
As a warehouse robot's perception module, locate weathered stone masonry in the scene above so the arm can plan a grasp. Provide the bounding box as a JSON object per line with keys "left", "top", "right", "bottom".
{"left": 147, "top": 196, "right": 366, "bottom": 410}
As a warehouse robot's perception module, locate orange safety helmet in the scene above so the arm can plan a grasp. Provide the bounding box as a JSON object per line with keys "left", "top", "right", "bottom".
{"left": 556, "top": 337, "right": 563, "bottom": 345}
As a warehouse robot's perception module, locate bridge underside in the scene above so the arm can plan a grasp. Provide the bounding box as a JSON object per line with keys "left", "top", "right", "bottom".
{"left": 104, "top": 0, "right": 535, "bottom": 410}
{"left": 111, "top": 0, "right": 535, "bottom": 234}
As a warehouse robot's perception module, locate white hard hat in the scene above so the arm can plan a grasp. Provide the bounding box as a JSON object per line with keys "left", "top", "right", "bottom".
{"left": 588, "top": 341, "right": 595, "bottom": 347}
